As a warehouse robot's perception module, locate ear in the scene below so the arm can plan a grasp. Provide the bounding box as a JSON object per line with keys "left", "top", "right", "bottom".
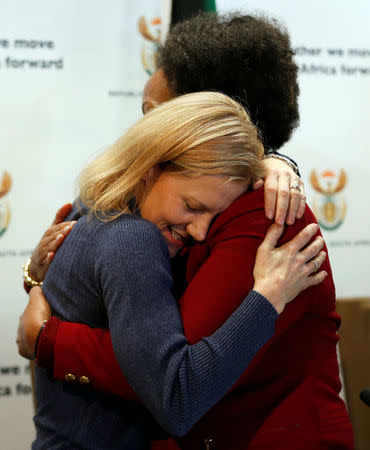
{"left": 142, "top": 165, "right": 162, "bottom": 186}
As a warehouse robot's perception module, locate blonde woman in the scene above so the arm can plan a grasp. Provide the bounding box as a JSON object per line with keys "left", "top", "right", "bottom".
{"left": 26, "top": 92, "right": 326, "bottom": 450}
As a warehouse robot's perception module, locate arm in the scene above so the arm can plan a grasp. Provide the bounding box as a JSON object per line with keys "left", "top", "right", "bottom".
{"left": 96, "top": 218, "right": 278, "bottom": 436}
{"left": 16, "top": 296, "right": 140, "bottom": 401}
{"left": 20, "top": 215, "right": 278, "bottom": 437}
{"left": 17, "top": 217, "right": 325, "bottom": 400}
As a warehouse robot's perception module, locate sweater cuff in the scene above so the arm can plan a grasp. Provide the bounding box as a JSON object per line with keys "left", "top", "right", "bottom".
{"left": 36, "top": 316, "right": 61, "bottom": 368}
{"left": 249, "top": 289, "right": 279, "bottom": 320}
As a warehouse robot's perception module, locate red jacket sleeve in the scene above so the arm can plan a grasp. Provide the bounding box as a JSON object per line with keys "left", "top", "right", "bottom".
{"left": 49, "top": 320, "right": 138, "bottom": 401}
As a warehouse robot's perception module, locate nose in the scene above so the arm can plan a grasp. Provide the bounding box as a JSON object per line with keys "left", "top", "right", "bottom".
{"left": 186, "top": 215, "right": 211, "bottom": 242}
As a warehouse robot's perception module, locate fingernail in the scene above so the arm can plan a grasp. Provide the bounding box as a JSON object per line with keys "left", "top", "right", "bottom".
{"left": 56, "top": 234, "right": 63, "bottom": 241}
{"left": 267, "top": 211, "right": 273, "bottom": 220}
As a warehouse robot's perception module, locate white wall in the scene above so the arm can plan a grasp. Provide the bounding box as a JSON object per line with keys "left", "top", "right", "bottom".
{"left": 218, "top": 0, "right": 370, "bottom": 297}
{"left": 0, "top": 1, "right": 163, "bottom": 447}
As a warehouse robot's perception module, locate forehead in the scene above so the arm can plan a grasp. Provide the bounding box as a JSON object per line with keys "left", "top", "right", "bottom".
{"left": 160, "top": 173, "right": 247, "bottom": 212}
{"left": 142, "top": 68, "right": 176, "bottom": 111}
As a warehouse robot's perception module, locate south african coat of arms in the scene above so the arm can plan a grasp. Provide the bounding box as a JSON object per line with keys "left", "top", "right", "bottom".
{"left": 310, "top": 169, "right": 347, "bottom": 231}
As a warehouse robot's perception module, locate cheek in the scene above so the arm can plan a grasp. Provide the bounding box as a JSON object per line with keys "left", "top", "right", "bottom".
{"left": 162, "top": 202, "right": 189, "bottom": 226}
{"left": 162, "top": 208, "right": 183, "bottom": 224}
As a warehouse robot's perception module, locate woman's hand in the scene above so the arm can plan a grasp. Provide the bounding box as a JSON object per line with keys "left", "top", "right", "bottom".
{"left": 252, "top": 223, "right": 327, "bottom": 314}
{"left": 253, "top": 157, "right": 305, "bottom": 226}
{"left": 17, "top": 287, "right": 52, "bottom": 359}
{"left": 28, "top": 203, "right": 75, "bottom": 282}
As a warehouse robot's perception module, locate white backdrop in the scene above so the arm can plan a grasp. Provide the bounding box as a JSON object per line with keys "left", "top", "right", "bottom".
{"left": 0, "top": 1, "right": 165, "bottom": 448}
{"left": 0, "top": 1, "right": 369, "bottom": 448}
{"left": 217, "top": 0, "right": 370, "bottom": 298}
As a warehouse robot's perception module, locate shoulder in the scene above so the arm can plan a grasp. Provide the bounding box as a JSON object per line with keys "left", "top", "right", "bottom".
{"left": 92, "top": 214, "right": 172, "bottom": 288}
{"left": 208, "top": 189, "right": 320, "bottom": 245}
{"left": 207, "top": 189, "right": 268, "bottom": 244}
{"left": 95, "top": 214, "right": 169, "bottom": 256}
{"left": 214, "top": 189, "right": 265, "bottom": 227}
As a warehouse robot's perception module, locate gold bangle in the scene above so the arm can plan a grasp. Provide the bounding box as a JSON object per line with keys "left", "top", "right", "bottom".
{"left": 23, "top": 257, "right": 43, "bottom": 288}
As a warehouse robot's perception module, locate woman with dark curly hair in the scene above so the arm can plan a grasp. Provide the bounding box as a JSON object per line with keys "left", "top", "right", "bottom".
{"left": 159, "top": 13, "right": 299, "bottom": 152}
{"left": 18, "top": 12, "right": 353, "bottom": 450}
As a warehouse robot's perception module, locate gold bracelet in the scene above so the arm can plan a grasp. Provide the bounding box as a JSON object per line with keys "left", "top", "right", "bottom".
{"left": 23, "top": 257, "right": 43, "bottom": 288}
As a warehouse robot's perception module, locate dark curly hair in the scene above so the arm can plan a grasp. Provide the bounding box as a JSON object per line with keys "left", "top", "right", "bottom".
{"left": 158, "top": 13, "right": 299, "bottom": 150}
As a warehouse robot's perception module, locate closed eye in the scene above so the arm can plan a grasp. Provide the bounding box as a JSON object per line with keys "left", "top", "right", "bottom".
{"left": 185, "top": 201, "right": 202, "bottom": 213}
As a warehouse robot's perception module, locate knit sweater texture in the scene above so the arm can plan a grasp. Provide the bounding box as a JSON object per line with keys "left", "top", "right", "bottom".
{"left": 33, "top": 206, "right": 277, "bottom": 449}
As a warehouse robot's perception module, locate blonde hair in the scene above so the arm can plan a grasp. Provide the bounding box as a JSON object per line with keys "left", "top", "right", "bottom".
{"left": 78, "top": 91, "right": 265, "bottom": 220}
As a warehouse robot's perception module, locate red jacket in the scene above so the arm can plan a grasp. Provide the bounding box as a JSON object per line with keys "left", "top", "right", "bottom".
{"left": 38, "top": 190, "right": 353, "bottom": 449}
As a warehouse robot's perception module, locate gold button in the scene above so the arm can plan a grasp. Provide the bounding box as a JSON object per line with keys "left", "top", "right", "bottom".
{"left": 65, "top": 373, "right": 76, "bottom": 382}
{"left": 79, "top": 376, "right": 90, "bottom": 384}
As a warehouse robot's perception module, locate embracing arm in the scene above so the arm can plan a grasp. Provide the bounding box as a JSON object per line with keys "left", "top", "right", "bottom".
{"left": 90, "top": 218, "right": 278, "bottom": 436}
{"left": 19, "top": 216, "right": 278, "bottom": 437}
{"left": 18, "top": 212, "right": 325, "bottom": 401}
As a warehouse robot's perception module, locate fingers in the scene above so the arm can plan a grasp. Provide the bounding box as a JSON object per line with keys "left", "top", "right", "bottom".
{"left": 286, "top": 223, "right": 319, "bottom": 252}
{"left": 306, "top": 270, "right": 328, "bottom": 287}
{"left": 264, "top": 170, "right": 278, "bottom": 220}
{"left": 306, "top": 250, "right": 327, "bottom": 274}
{"left": 51, "top": 203, "right": 73, "bottom": 225}
{"left": 262, "top": 157, "right": 306, "bottom": 225}
{"left": 286, "top": 178, "right": 305, "bottom": 225}
{"left": 274, "top": 174, "right": 291, "bottom": 225}
{"left": 261, "top": 223, "right": 285, "bottom": 249}
{"left": 300, "top": 235, "right": 324, "bottom": 262}
{"left": 38, "top": 222, "right": 76, "bottom": 262}
{"left": 296, "top": 182, "right": 306, "bottom": 219}
{"left": 252, "top": 179, "right": 264, "bottom": 191}
{"left": 28, "top": 221, "right": 76, "bottom": 282}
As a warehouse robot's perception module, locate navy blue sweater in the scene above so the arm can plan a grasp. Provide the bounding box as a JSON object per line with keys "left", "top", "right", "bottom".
{"left": 34, "top": 209, "right": 277, "bottom": 449}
